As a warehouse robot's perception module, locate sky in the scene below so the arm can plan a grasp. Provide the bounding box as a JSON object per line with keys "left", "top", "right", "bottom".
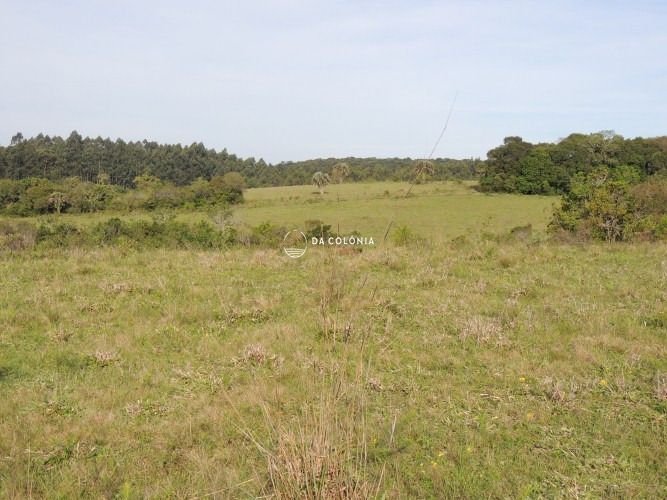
{"left": 1, "top": 0, "right": 665, "bottom": 163}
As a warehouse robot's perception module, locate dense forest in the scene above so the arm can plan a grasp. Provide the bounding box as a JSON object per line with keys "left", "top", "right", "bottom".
{"left": 479, "top": 132, "right": 667, "bottom": 195}
{"left": 0, "top": 132, "right": 480, "bottom": 188}
{"left": 274, "top": 157, "right": 482, "bottom": 184}
{"left": 2, "top": 130, "right": 665, "bottom": 201}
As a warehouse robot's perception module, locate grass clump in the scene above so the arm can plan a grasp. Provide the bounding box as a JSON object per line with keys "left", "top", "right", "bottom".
{"left": 237, "top": 366, "right": 385, "bottom": 500}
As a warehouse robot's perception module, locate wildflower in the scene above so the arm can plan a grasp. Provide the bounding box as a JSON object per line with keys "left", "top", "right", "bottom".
{"left": 519, "top": 376, "right": 526, "bottom": 383}
{"left": 526, "top": 412, "right": 535, "bottom": 421}
{"left": 599, "top": 379, "right": 608, "bottom": 387}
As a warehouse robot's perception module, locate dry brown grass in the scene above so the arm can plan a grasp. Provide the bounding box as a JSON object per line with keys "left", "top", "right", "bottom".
{"left": 317, "top": 259, "right": 376, "bottom": 343}
{"left": 458, "top": 315, "right": 507, "bottom": 346}
{"left": 91, "top": 350, "right": 118, "bottom": 366}
{"left": 232, "top": 343, "right": 281, "bottom": 368}
{"left": 50, "top": 328, "right": 73, "bottom": 343}
{"left": 254, "top": 381, "right": 382, "bottom": 499}
{"left": 656, "top": 373, "right": 667, "bottom": 401}
{"left": 224, "top": 346, "right": 385, "bottom": 500}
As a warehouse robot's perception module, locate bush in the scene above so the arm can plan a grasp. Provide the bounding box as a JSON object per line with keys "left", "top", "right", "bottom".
{"left": 36, "top": 222, "right": 84, "bottom": 247}
{"left": 0, "top": 221, "right": 37, "bottom": 251}
{"left": 655, "top": 216, "right": 667, "bottom": 239}
{"left": 250, "top": 221, "right": 285, "bottom": 246}
{"left": 550, "top": 170, "right": 667, "bottom": 242}
{"left": 392, "top": 225, "right": 414, "bottom": 246}
{"left": 91, "top": 217, "right": 239, "bottom": 249}
{"left": 0, "top": 174, "right": 245, "bottom": 216}
{"left": 304, "top": 219, "right": 334, "bottom": 240}
{"left": 0, "top": 216, "right": 293, "bottom": 251}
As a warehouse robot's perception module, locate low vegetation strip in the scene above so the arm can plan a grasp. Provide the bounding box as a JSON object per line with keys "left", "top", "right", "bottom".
{"left": 0, "top": 172, "right": 244, "bottom": 217}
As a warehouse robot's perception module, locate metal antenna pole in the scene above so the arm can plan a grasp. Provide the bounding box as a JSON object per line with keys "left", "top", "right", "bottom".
{"left": 405, "top": 91, "right": 458, "bottom": 197}
{"left": 427, "top": 91, "right": 458, "bottom": 161}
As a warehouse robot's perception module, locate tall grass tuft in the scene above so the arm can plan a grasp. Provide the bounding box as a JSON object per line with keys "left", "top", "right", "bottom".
{"left": 226, "top": 355, "right": 385, "bottom": 498}
{"left": 259, "top": 380, "right": 381, "bottom": 499}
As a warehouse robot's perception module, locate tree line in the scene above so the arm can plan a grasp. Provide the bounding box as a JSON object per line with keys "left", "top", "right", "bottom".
{"left": 277, "top": 156, "right": 482, "bottom": 184}
{"left": 0, "top": 131, "right": 481, "bottom": 188}
{"left": 3, "top": 130, "right": 665, "bottom": 194}
{"left": 476, "top": 131, "right": 667, "bottom": 242}
{"left": 479, "top": 131, "right": 667, "bottom": 195}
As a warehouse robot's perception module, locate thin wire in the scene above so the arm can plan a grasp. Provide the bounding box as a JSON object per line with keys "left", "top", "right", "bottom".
{"left": 426, "top": 91, "right": 458, "bottom": 160}
{"left": 387, "top": 91, "right": 460, "bottom": 230}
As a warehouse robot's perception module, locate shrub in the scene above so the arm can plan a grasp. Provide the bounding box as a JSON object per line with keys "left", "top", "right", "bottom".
{"left": 250, "top": 221, "right": 285, "bottom": 246}
{"left": 549, "top": 168, "right": 667, "bottom": 242}
{"left": 90, "top": 217, "right": 234, "bottom": 249}
{"left": 392, "top": 225, "right": 413, "bottom": 246}
{"left": 653, "top": 215, "right": 667, "bottom": 240}
{"left": 304, "top": 220, "right": 334, "bottom": 240}
{"left": 0, "top": 174, "right": 244, "bottom": 216}
{"left": 0, "top": 221, "right": 37, "bottom": 251}
{"left": 0, "top": 215, "right": 289, "bottom": 251}
{"left": 36, "top": 222, "right": 84, "bottom": 247}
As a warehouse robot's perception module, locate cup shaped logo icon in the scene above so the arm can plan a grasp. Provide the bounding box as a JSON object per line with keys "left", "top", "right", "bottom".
{"left": 283, "top": 230, "right": 307, "bottom": 258}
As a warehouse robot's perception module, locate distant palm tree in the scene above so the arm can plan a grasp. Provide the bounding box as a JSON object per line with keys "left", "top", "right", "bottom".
{"left": 406, "top": 160, "right": 435, "bottom": 195}
{"left": 48, "top": 191, "right": 68, "bottom": 215}
{"left": 312, "top": 171, "right": 331, "bottom": 194}
{"left": 332, "top": 162, "right": 351, "bottom": 183}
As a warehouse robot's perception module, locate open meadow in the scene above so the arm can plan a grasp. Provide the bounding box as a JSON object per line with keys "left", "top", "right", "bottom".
{"left": 238, "top": 181, "right": 555, "bottom": 240}
{"left": 0, "top": 181, "right": 556, "bottom": 242}
{"left": 1, "top": 182, "right": 666, "bottom": 498}
{"left": 3, "top": 1, "right": 666, "bottom": 496}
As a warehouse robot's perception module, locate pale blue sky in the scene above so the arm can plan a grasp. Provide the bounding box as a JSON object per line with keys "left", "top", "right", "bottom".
{"left": 1, "top": 0, "right": 665, "bottom": 162}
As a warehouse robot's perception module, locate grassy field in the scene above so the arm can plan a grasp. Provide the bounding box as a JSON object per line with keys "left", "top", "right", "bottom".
{"left": 1, "top": 182, "right": 666, "bottom": 498}
{"left": 0, "top": 181, "right": 556, "bottom": 241}
{"left": 238, "top": 181, "right": 555, "bottom": 240}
